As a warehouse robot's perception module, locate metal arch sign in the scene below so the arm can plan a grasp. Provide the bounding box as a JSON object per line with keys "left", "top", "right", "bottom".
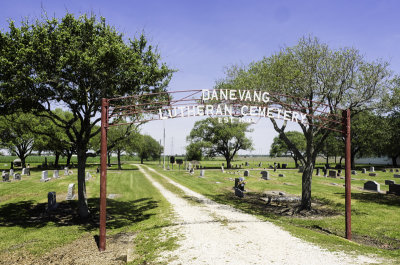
{"left": 98, "top": 89, "right": 351, "bottom": 251}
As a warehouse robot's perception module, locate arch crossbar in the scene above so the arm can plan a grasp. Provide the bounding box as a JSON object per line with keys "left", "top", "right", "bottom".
{"left": 98, "top": 89, "right": 352, "bottom": 251}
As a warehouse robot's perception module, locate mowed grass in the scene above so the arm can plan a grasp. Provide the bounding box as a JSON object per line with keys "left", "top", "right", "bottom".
{"left": 147, "top": 164, "right": 400, "bottom": 261}
{"left": 0, "top": 164, "right": 177, "bottom": 264}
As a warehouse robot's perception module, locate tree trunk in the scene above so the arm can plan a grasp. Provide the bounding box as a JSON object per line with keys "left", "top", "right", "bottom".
{"left": 117, "top": 149, "right": 122, "bottom": 170}
{"left": 392, "top": 156, "right": 398, "bottom": 167}
{"left": 300, "top": 162, "right": 313, "bottom": 210}
{"left": 21, "top": 156, "right": 26, "bottom": 168}
{"left": 54, "top": 152, "right": 60, "bottom": 168}
{"left": 339, "top": 156, "right": 343, "bottom": 166}
{"left": 293, "top": 156, "right": 299, "bottom": 168}
{"left": 107, "top": 152, "right": 111, "bottom": 167}
{"left": 141, "top": 157, "right": 144, "bottom": 164}
{"left": 226, "top": 157, "right": 232, "bottom": 169}
{"left": 77, "top": 147, "right": 89, "bottom": 218}
{"left": 67, "top": 152, "right": 72, "bottom": 167}
{"left": 326, "top": 155, "right": 329, "bottom": 165}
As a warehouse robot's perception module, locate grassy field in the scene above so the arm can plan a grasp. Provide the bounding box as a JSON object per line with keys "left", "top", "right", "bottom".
{"left": 146, "top": 162, "right": 400, "bottom": 262}
{"left": 0, "top": 164, "right": 177, "bottom": 264}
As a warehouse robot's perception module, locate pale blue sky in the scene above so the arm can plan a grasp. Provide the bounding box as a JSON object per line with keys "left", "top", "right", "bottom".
{"left": 1, "top": 0, "right": 400, "bottom": 155}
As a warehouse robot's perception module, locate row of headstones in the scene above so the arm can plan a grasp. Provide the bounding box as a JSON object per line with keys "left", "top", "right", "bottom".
{"left": 40, "top": 169, "right": 93, "bottom": 182}
{"left": 323, "top": 169, "right": 400, "bottom": 178}
{"left": 2, "top": 170, "right": 21, "bottom": 181}
{"left": 363, "top": 180, "right": 400, "bottom": 195}
{"left": 47, "top": 183, "right": 77, "bottom": 211}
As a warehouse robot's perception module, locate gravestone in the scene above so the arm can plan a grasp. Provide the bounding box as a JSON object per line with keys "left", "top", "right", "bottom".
{"left": 351, "top": 170, "right": 357, "bottom": 175}
{"left": 260, "top": 171, "right": 269, "bottom": 180}
{"left": 278, "top": 174, "right": 285, "bottom": 177}
{"left": 388, "top": 183, "right": 400, "bottom": 195}
{"left": 328, "top": 170, "right": 337, "bottom": 178}
{"left": 221, "top": 166, "right": 225, "bottom": 173}
{"left": 385, "top": 180, "right": 395, "bottom": 185}
{"left": 22, "top": 168, "right": 27, "bottom": 175}
{"left": 370, "top": 167, "right": 375, "bottom": 172}
{"left": 13, "top": 173, "right": 21, "bottom": 181}
{"left": 244, "top": 170, "right": 249, "bottom": 177}
{"left": 66, "top": 183, "right": 76, "bottom": 200}
{"left": 396, "top": 169, "right": 399, "bottom": 172}
{"left": 2, "top": 172, "right": 9, "bottom": 182}
{"left": 245, "top": 162, "right": 249, "bottom": 166}
{"left": 369, "top": 173, "right": 377, "bottom": 177}
{"left": 40, "top": 171, "right": 50, "bottom": 182}
{"left": 199, "top": 169, "right": 205, "bottom": 178}
{"left": 390, "top": 169, "right": 394, "bottom": 173}
{"left": 64, "top": 167, "right": 69, "bottom": 176}
{"left": 337, "top": 169, "right": 342, "bottom": 176}
{"left": 53, "top": 170, "right": 59, "bottom": 179}
{"left": 9, "top": 169, "right": 14, "bottom": 177}
{"left": 362, "top": 168, "right": 366, "bottom": 174}
{"left": 189, "top": 168, "right": 194, "bottom": 174}
{"left": 234, "top": 178, "right": 239, "bottom": 188}
{"left": 47, "top": 192, "right": 58, "bottom": 211}
{"left": 298, "top": 166, "right": 304, "bottom": 173}
{"left": 85, "top": 172, "right": 92, "bottom": 181}
{"left": 239, "top": 165, "right": 242, "bottom": 169}
{"left": 235, "top": 187, "right": 244, "bottom": 198}
{"left": 282, "top": 164, "right": 287, "bottom": 169}
{"left": 316, "top": 168, "right": 320, "bottom": 176}
{"left": 363, "top": 181, "right": 380, "bottom": 192}
{"left": 394, "top": 174, "right": 400, "bottom": 178}
{"left": 382, "top": 169, "right": 387, "bottom": 172}
{"left": 235, "top": 164, "right": 238, "bottom": 168}
{"left": 96, "top": 167, "right": 100, "bottom": 173}
{"left": 258, "top": 162, "right": 262, "bottom": 167}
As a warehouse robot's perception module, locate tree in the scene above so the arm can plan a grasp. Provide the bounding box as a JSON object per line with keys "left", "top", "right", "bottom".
{"left": 0, "top": 14, "right": 173, "bottom": 217}
{"left": 269, "top": 131, "right": 306, "bottom": 168}
{"left": 318, "top": 132, "right": 343, "bottom": 166}
{"left": 0, "top": 113, "right": 38, "bottom": 167}
{"left": 186, "top": 141, "right": 206, "bottom": 161}
{"left": 130, "top": 134, "right": 163, "bottom": 164}
{"left": 219, "top": 36, "right": 390, "bottom": 210}
{"left": 187, "top": 117, "right": 253, "bottom": 168}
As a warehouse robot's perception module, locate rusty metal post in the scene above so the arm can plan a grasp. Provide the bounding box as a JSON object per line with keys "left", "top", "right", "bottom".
{"left": 99, "top": 98, "right": 109, "bottom": 251}
{"left": 343, "top": 109, "right": 352, "bottom": 240}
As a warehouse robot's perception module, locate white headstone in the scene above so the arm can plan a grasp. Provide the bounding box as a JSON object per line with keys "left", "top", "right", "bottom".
{"left": 64, "top": 167, "right": 69, "bottom": 176}
{"left": 22, "top": 168, "right": 27, "bottom": 175}
{"left": 199, "top": 169, "right": 205, "bottom": 177}
{"left": 221, "top": 166, "right": 225, "bottom": 173}
{"left": 66, "top": 183, "right": 76, "bottom": 200}
{"left": 40, "top": 171, "right": 49, "bottom": 182}
{"left": 85, "top": 172, "right": 92, "bottom": 181}
{"left": 9, "top": 169, "right": 14, "bottom": 177}
{"left": 369, "top": 167, "right": 375, "bottom": 172}
{"left": 53, "top": 170, "right": 59, "bottom": 178}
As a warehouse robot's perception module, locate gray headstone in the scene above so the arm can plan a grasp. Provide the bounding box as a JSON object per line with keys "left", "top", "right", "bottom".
{"left": 388, "top": 183, "right": 400, "bottom": 195}
{"left": 64, "top": 167, "right": 69, "bottom": 176}
{"left": 2, "top": 172, "right": 10, "bottom": 182}
{"left": 53, "top": 170, "right": 59, "bottom": 178}
{"left": 328, "top": 170, "right": 337, "bottom": 178}
{"left": 390, "top": 169, "right": 394, "bottom": 172}
{"left": 199, "top": 169, "right": 205, "bottom": 177}
{"left": 364, "top": 181, "right": 380, "bottom": 192}
{"left": 396, "top": 169, "right": 399, "bottom": 172}
{"left": 13, "top": 173, "right": 21, "bottom": 181}
{"left": 221, "top": 166, "right": 225, "bottom": 173}
{"left": 362, "top": 168, "right": 366, "bottom": 174}
{"left": 9, "top": 169, "right": 14, "bottom": 176}
{"left": 370, "top": 167, "right": 375, "bottom": 172}
{"left": 351, "top": 170, "right": 357, "bottom": 175}
{"left": 85, "top": 172, "right": 92, "bottom": 181}
{"left": 260, "top": 171, "right": 269, "bottom": 180}
{"left": 245, "top": 162, "right": 249, "bottom": 166}
{"left": 369, "top": 173, "right": 377, "bottom": 177}
{"left": 22, "top": 168, "right": 27, "bottom": 175}
{"left": 66, "top": 183, "right": 76, "bottom": 200}
{"left": 244, "top": 170, "right": 249, "bottom": 177}
{"left": 282, "top": 164, "right": 287, "bottom": 169}
{"left": 298, "top": 166, "right": 304, "bottom": 173}
{"left": 382, "top": 169, "right": 387, "bottom": 172}
{"left": 278, "top": 174, "right": 285, "bottom": 177}
{"left": 235, "top": 187, "right": 244, "bottom": 198}
{"left": 40, "top": 171, "right": 49, "bottom": 182}
{"left": 189, "top": 168, "right": 194, "bottom": 174}
{"left": 394, "top": 174, "right": 400, "bottom": 178}
{"left": 385, "top": 180, "right": 395, "bottom": 185}
{"left": 47, "top": 192, "right": 58, "bottom": 211}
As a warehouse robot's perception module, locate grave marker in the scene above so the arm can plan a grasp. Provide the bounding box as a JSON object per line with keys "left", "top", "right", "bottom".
{"left": 388, "top": 184, "right": 400, "bottom": 195}
{"left": 2, "top": 172, "right": 9, "bottom": 182}
{"left": 13, "top": 173, "right": 21, "bottom": 181}
{"left": 85, "top": 172, "right": 92, "bottom": 181}
{"left": 328, "top": 170, "right": 337, "bottom": 178}
{"left": 199, "top": 169, "right": 205, "bottom": 177}
{"left": 244, "top": 170, "right": 249, "bottom": 177}
{"left": 53, "top": 170, "right": 59, "bottom": 179}
{"left": 260, "top": 171, "right": 269, "bottom": 180}
{"left": 47, "top": 192, "right": 58, "bottom": 211}
{"left": 362, "top": 168, "right": 366, "bottom": 174}
{"left": 370, "top": 166, "right": 375, "bottom": 172}
{"left": 394, "top": 174, "right": 400, "bottom": 178}
{"left": 22, "top": 168, "right": 27, "bottom": 175}
{"left": 351, "top": 170, "right": 357, "bottom": 175}
{"left": 64, "top": 167, "right": 69, "bottom": 176}
{"left": 363, "top": 181, "right": 380, "bottom": 192}
{"left": 369, "top": 173, "right": 377, "bottom": 177}
{"left": 40, "top": 171, "right": 50, "bottom": 182}
{"left": 385, "top": 180, "right": 395, "bottom": 185}
{"left": 66, "top": 183, "right": 76, "bottom": 200}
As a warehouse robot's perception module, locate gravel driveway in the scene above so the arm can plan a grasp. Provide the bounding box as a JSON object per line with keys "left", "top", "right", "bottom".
{"left": 138, "top": 165, "right": 381, "bottom": 265}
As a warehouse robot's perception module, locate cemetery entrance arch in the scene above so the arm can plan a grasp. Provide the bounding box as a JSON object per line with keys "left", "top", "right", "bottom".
{"left": 98, "top": 89, "right": 352, "bottom": 251}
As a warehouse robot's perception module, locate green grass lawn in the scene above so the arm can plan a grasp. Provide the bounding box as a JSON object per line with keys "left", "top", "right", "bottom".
{"left": 0, "top": 164, "right": 177, "bottom": 264}
{"left": 146, "top": 163, "right": 400, "bottom": 262}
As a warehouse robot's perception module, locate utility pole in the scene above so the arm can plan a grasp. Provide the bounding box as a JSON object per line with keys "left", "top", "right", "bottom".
{"left": 163, "top": 127, "right": 166, "bottom": 170}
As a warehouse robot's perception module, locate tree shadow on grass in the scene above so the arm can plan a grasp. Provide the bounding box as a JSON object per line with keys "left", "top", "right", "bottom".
{"left": 0, "top": 197, "right": 158, "bottom": 231}
{"left": 337, "top": 192, "right": 400, "bottom": 207}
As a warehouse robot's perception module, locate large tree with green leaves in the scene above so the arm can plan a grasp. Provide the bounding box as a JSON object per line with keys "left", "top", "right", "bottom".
{"left": 0, "top": 14, "right": 173, "bottom": 217}
{"left": 128, "top": 134, "right": 163, "bottom": 164}
{"left": 218, "top": 36, "right": 391, "bottom": 210}
{"left": 187, "top": 117, "right": 253, "bottom": 168}
{"left": 270, "top": 131, "right": 306, "bottom": 168}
